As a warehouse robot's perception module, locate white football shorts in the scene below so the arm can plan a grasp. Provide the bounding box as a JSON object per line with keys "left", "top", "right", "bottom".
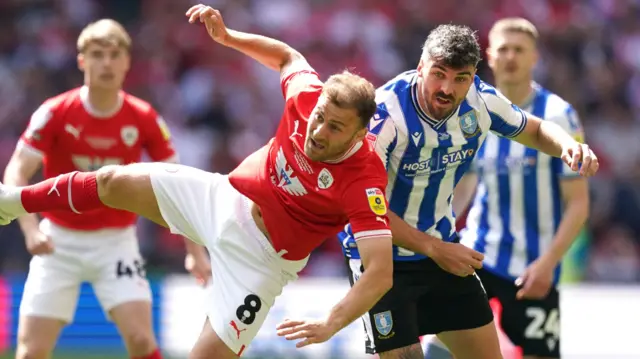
{"left": 149, "top": 163, "right": 308, "bottom": 356}
{"left": 20, "top": 219, "right": 151, "bottom": 322}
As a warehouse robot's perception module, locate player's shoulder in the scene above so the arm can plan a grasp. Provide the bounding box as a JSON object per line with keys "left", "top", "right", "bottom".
{"left": 375, "top": 70, "right": 415, "bottom": 102}
{"left": 470, "top": 75, "right": 517, "bottom": 114}
{"left": 41, "top": 87, "right": 82, "bottom": 112}
{"left": 343, "top": 144, "right": 387, "bottom": 183}
{"left": 533, "top": 83, "right": 576, "bottom": 121}
{"left": 121, "top": 92, "right": 156, "bottom": 117}
{"left": 373, "top": 70, "right": 416, "bottom": 127}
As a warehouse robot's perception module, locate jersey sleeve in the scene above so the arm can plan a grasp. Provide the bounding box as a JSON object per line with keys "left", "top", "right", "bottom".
{"left": 142, "top": 110, "right": 178, "bottom": 162}
{"left": 477, "top": 81, "right": 527, "bottom": 138}
{"left": 280, "top": 64, "right": 324, "bottom": 119}
{"left": 367, "top": 105, "right": 398, "bottom": 170}
{"left": 342, "top": 176, "right": 392, "bottom": 241}
{"left": 551, "top": 105, "right": 584, "bottom": 178}
{"left": 18, "top": 103, "right": 58, "bottom": 157}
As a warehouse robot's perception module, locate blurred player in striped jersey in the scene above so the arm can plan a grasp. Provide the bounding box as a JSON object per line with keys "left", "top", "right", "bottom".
{"left": 339, "top": 23, "right": 598, "bottom": 359}
{"left": 425, "top": 18, "right": 589, "bottom": 359}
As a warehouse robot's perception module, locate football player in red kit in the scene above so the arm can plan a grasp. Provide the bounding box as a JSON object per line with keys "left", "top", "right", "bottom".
{"left": 2, "top": 19, "right": 210, "bottom": 359}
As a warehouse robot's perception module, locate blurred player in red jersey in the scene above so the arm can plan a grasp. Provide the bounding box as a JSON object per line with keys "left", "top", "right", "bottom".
{"left": 0, "top": 5, "right": 394, "bottom": 359}
{"left": 2, "top": 19, "right": 211, "bottom": 359}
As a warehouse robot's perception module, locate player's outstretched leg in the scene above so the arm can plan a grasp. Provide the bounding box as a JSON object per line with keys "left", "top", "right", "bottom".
{"left": 0, "top": 163, "right": 179, "bottom": 228}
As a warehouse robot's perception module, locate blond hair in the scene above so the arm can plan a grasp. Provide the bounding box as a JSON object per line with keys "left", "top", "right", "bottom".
{"left": 489, "top": 17, "right": 539, "bottom": 42}
{"left": 77, "top": 19, "right": 132, "bottom": 53}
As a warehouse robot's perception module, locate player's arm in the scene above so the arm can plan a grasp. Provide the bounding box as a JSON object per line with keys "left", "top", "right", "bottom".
{"left": 4, "top": 104, "right": 57, "bottom": 243}
{"left": 323, "top": 183, "right": 393, "bottom": 337}
{"left": 541, "top": 177, "right": 589, "bottom": 267}
{"left": 483, "top": 88, "right": 598, "bottom": 176}
{"left": 533, "top": 108, "right": 589, "bottom": 268}
{"left": 4, "top": 144, "right": 43, "bottom": 237}
{"left": 326, "top": 234, "right": 393, "bottom": 335}
{"left": 186, "top": 5, "right": 310, "bottom": 83}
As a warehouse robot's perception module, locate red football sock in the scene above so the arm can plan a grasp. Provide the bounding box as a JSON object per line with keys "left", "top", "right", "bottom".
{"left": 20, "top": 171, "right": 104, "bottom": 214}
{"left": 132, "top": 348, "right": 163, "bottom": 359}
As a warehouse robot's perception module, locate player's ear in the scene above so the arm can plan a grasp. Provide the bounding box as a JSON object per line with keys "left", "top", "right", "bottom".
{"left": 485, "top": 46, "right": 496, "bottom": 70}
{"left": 354, "top": 125, "right": 367, "bottom": 142}
{"left": 77, "top": 53, "right": 85, "bottom": 72}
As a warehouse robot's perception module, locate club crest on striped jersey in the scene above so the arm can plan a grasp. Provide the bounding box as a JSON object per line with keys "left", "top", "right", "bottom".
{"left": 366, "top": 188, "right": 387, "bottom": 215}
{"left": 317, "top": 168, "right": 333, "bottom": 189}
{"left": 459, "top": 111, "right": 480, "bottom": 138}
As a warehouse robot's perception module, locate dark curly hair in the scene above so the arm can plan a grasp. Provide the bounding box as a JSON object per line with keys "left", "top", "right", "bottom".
{"left": 422, "top": 24, "right": 482, "bottom": 69}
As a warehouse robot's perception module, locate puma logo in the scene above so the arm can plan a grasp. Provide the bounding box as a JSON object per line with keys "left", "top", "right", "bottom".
{"left": 64, "top": 124, "right": 82, "bottom": 140}
{"left": 229, "top": 320, "right": 247, "bottom": 339}
{"left": 376, "top": 216, "right": 387, "bottom": 225}
{"left": 290, "top": 120, "right": 303, "bottom": 138}
{"left": 47, "top": 175, "right": 62, "bottom": 197}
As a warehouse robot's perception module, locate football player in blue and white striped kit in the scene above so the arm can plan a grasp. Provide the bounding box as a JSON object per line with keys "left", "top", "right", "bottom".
{"left": 425, "top": 18, "right": 589, "bottom": 359}
{"left": 338, "top": 24, "right": 599, "bottom": 359}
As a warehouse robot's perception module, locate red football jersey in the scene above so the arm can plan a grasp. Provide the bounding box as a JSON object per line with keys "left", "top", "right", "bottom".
{"left": 19, "top": 86, "right": 177, "bottom": 230}
{"left": 229, "top": 67, "right": 391, "bottom": 260}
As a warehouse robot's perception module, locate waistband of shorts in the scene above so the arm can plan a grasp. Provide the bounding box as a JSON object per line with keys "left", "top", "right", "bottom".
{"left": 40, "top": 219, "right": 137, "bottom": 243}
{"left": 237, "top": 195, "right": 308, "bottom": 269}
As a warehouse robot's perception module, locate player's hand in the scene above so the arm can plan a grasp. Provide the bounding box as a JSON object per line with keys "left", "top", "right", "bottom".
{"left": 515, "top": 258, "right": 554, "bottom": 300}
{"left": 428, "top": 241, "right": 484, "bottom": 277}
{"left": 561, "top": 141, "right": 599, "bottom": 177}
{"left": 25, "top": 230, "right": 54, "bottom": 255}
{"left": 185, "top": 4, "right": 229, "bottom": 45}
{"left": 276, "top": 318, "right": 338, "bottom": 348}
{"left": 184, "top": 252, "right": 211, "bottom": 287}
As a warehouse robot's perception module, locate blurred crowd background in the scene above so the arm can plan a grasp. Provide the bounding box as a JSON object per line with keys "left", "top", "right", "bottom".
{"left": 0, "top": 0, "right": 639, "bottom": 283}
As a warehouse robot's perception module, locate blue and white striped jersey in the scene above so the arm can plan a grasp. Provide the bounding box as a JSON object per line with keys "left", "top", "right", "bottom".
{"left": 339, "top": 70, "right": 527, "bottom": 261}
{"left": 460, "top": 83, "right": 583, "bottom": 284}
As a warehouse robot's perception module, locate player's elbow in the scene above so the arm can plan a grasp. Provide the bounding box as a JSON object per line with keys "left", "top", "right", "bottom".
{"left": 279, "top": 49, "right": 306, "bottom": 72}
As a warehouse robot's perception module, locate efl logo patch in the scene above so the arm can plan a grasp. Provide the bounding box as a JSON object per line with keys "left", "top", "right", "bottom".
{"left": 573, "top": 132, "right": 584, "bottom": 143}
{"left": 157, "top": 116, "right": 172, "bottom": 140}
{"left": 366, "top": 188, "right": 387, "bottom": 215}
{"left": 374, "top": 310, "right": 393, "bottom": 336}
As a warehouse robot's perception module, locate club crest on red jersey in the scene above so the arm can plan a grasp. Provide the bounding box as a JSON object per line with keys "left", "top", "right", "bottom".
{"left": 121, "top": 126, "right": 139, "bottom": 147}
{"left": 317, "top": 168, "right": 333, "bottom": 189}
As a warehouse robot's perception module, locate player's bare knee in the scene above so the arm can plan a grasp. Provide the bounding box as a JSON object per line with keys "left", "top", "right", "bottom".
{"left": 95, "top": 165, "right": 125, "bottom": 207}
{"left": 15, "top": 343, "right": 49, "bottom": 359}
{"left": 121, "top": 331, "right": 157, "bottom": 356}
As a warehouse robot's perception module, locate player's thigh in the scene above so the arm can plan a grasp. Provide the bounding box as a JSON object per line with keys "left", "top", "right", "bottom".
{"left": 499, "top": 286, "right": 561, "bottom": 358}
{"left": 416, "top": 269, "right": 499, "bottom": 359}
{"left": 15, "top": 316, "right": 66, "bottom": 359}
{"left": 437, "top": 321, "right": 502, "bottom": 359}
{"left": 20, "top": 251, "right": 82, "bottom": 323}
{"left": 92, "top": 236, "right": 152, "bottom": 320}
{"left": 346, "top": 259, "right": 421, "bottom": 355}
{"left": 95, "top": 163, "right": 167, "bottom": 226}
{"left": 416, "top": 265, "right": 493, "bottom": 335}
{"left": 101, "top": 162, "right": 225, "bottom": 245}
{"left": 190, "top": 319, "right": 238, "bottom": 359}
